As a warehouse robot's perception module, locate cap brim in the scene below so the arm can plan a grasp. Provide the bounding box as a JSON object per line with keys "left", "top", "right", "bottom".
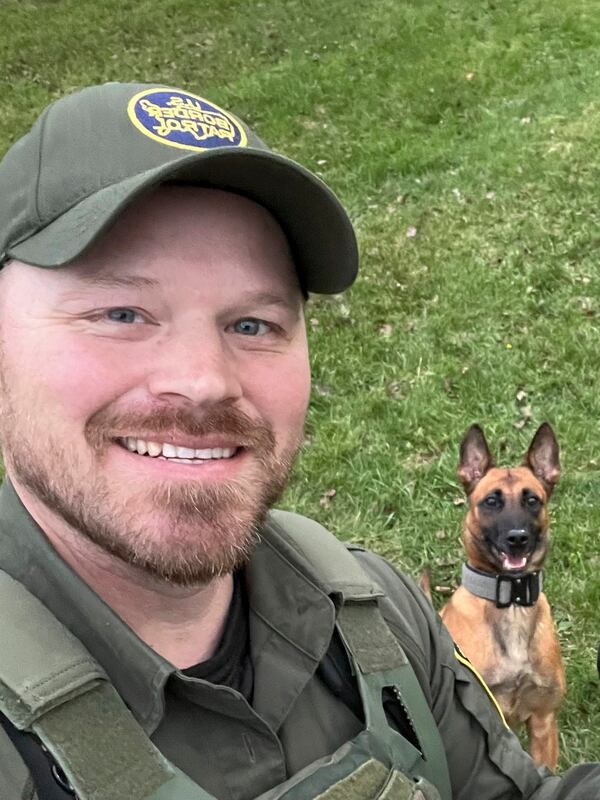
{"left": 7, "top": 149, "right": 357, "bottom": 295}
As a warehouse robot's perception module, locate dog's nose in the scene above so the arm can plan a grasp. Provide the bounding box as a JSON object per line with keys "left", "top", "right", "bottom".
{"left": 507, "top": 529, "right": 529, "bottom": 548}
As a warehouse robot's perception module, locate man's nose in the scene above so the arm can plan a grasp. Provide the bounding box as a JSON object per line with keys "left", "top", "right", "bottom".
{"left": 145, "top": 330, "right": 243, "bottom": 406}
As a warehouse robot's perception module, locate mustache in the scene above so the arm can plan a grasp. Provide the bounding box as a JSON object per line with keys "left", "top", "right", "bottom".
{"left": 85, "top": 404, "right": 276, "bottom": 451}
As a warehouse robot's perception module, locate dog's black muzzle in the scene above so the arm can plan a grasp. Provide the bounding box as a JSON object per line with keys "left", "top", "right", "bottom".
{"left": 497, "top": 527, "right": 533, "bottom": 556}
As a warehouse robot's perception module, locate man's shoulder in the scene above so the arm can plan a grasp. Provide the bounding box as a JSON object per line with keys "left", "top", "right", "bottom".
{"left": 266, "top": 509, "right": 437, "bottom": 689}
{"left": 267, "top": 507, "right": 433, "bottom": 616}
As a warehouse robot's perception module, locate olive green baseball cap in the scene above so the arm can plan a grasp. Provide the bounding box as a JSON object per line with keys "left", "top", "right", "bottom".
{"left": 0, "top": 82, "right": 358, "bottom": 294}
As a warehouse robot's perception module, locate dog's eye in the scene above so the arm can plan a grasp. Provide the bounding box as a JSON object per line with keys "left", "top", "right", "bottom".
{"left": 484, "top": 495, "right": 499, "bottom": 508}
{"left": 526, "top": 495, "right": 541, "bottom": 510}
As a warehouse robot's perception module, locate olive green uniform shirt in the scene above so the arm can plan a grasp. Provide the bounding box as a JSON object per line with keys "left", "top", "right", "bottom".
{"left": 0, "top": 480, "right": 599, "bottom": 799}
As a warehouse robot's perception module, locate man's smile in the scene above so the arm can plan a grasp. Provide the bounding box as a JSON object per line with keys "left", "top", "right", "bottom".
{"left": 116, "top": 437, "right": 241, "bottom": 466}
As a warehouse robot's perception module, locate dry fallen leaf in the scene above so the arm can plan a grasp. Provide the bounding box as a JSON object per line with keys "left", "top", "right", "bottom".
{"left": 319, "top": 488, "right": 337, "bottom": 508}
{"left": 452, "top": 497, "right": 466, "bottom": 506}
{"left": 379, "top": 323, "right": 393, "bottom": 338}
{"left": 465, "top": 72, "right": 475, "bottom": 81}
{"left": 443, "top": 378, "right": 455, "bottom": 396}
{"left": 406, "top": 226, "right": 418, "bottom": 238}
{"left": 435, "top": 557, "right": 459, "bottom": 568}
{"left": 579, "top": 297, "right": 596, "bottom": 316}
{"left": 514, "top": 404, "right": 533, "bottom": 430}
{"left": 516, "top": 389, "right": 527, "bottom": 403}
{"left": 386, "top": 381, "right": 405, "bottom": 400}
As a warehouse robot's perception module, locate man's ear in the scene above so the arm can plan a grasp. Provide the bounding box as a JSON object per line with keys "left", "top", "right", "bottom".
{"left": 457, "top": 425, "right": 494, "bottom": 495}
{"left": 524, "top": 423, "right": 560, "bottom": 497}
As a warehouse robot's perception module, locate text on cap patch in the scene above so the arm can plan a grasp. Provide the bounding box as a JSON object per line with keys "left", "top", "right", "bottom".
{"left": 127, "top": 88, "right": 248, "bottom": 152}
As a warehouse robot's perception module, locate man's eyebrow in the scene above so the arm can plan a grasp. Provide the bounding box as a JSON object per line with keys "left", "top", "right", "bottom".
{"left": 62, "top": 279, "right": 302, "bottom": 312}
{"left": 245, "top": 291, "right": 297, "bottom": 305}
{"left": 78, "top": 273, "right": 159, "bottom": 289}
{"left": 242, "top": 290, "right": 304, "bottom": 314}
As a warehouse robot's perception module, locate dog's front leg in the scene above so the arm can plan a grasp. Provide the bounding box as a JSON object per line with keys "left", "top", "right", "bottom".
{"left": 527, "top": 711, "right": 559, "bottom": 770}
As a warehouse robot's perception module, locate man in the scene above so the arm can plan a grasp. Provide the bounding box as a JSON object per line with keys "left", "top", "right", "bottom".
{"left": 0, "top": 83, "right": 597, "bottom": 800}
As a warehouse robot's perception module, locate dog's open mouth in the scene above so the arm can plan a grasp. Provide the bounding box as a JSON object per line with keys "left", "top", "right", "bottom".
{"left": 500, "top": 553, "right": 527, "bottom": 571}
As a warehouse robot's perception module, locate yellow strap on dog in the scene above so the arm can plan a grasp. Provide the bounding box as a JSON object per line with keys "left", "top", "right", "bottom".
{"left": 453, "top": 648, "right": 509, "bottom": 729}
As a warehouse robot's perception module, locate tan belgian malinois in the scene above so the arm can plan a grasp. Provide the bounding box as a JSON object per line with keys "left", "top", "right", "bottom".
{"left": 440, "top": 423, "right": 565, "bottom": 769}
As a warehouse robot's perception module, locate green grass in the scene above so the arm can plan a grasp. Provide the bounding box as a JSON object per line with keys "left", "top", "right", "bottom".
{"left": 2, "top": 0, "right": 600, "bottom": 772}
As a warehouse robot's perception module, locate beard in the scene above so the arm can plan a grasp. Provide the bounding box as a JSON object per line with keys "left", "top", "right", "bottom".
{"left": 1, "top": 397, "right": 301, "bottom": 586}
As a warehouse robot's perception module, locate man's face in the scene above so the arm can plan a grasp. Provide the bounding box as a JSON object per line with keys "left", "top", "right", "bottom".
{"left": 0, "top": 187, "right": 310, "bottom": 585}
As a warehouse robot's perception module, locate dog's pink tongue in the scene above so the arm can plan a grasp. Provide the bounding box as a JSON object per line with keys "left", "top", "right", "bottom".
{"left": 502, "top": 554, "right": 527, "bottom": 570}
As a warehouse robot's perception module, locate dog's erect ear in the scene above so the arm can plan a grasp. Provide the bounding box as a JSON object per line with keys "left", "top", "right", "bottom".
{"left": 524, "top": 423, "right": 560, "bottom": 497}
{"left": 458, "top": 425, "right": 494, "bottom": 494}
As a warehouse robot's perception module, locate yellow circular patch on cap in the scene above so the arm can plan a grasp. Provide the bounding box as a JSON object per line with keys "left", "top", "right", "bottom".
{"left": 127, "top": 88, "right": 248, "bottom": 152}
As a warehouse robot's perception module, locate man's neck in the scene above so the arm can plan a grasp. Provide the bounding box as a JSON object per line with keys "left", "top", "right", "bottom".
{"left": 11, "top": 481, "right": 234, "bottom": 670}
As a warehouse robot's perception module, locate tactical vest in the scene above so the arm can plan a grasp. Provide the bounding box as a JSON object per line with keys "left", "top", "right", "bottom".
{"left": 0, "top": 511, "right": 452, "bottom": 800}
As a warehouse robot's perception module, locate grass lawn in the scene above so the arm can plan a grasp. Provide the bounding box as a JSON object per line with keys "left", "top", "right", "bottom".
{"left": 2, "top": 0, "right": 600, "bottom": 771}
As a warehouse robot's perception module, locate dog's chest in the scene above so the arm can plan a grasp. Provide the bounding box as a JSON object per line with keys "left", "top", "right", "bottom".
{"left": 483, "top": 606, "right": 545, "bottom": 716}
{"left": 491, "top": 606, "right": 533, "bottom": 665}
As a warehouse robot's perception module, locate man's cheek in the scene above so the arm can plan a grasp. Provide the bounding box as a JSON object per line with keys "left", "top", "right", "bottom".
{"left": 33, "top": 351, "right": 120, "bottom": 419}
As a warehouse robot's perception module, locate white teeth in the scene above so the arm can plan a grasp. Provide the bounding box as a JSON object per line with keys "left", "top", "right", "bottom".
{"left": 119, "top": 438, "right": 237, "bottom": 460}
{"left": 175, "top": 446, "right": 196, "bottom": 459}
{"left": 195, "top": 448, "right": 213, "bottom": 459}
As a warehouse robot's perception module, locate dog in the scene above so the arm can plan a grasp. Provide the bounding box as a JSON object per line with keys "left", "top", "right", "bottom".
{"left": 439, "top": 423, "right": 565, "bottom": 770}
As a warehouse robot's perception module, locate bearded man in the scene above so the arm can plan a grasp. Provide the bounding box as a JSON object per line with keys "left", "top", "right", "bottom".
{"left": 0, "top": 83, "right": 598, "bottom": 800}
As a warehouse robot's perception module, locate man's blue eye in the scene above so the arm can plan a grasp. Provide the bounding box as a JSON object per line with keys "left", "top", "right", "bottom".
{"left": 234, "top": 318, "right": 269, "bottom": 336}
{"left": 107, "top": 308, "right": 140, "bottom": 324}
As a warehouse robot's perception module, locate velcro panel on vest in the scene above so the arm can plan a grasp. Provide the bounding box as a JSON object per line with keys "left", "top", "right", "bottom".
{"left": 0, "top": 571, "right": 105, "bottom": 729}
{"left": 148, "top": 767, "right": 220, "bottom": 800}
{"left": 313, "top": 758, "right": 389, "bottom": 800}
{"left": 33, "top": 681, "right": 178, "bottom": 800}
{"left": 336, "top": 603, "right": 407, "bottom": 673}
{"left": 267, "top": 511, "right": 384, "bottom": 602}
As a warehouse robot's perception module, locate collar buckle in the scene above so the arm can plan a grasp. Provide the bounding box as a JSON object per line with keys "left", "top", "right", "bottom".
{"left": 495, "top": 572, "right": 541, "bottom": 608}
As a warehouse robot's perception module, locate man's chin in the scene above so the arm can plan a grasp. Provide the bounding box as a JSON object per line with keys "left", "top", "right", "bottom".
{"left": 119, "top": 529, "right": 260, "bottom": 586}
{"left": 98, "top": 484, "right": 272, "bottom": 578}
{"left": 80, "top": 503, "right": 263, "bottom": 586}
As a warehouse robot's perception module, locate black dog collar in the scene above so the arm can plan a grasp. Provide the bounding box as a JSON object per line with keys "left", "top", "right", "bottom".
{"left": 461, "top": 563, "right": 542, "bottom": 608}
